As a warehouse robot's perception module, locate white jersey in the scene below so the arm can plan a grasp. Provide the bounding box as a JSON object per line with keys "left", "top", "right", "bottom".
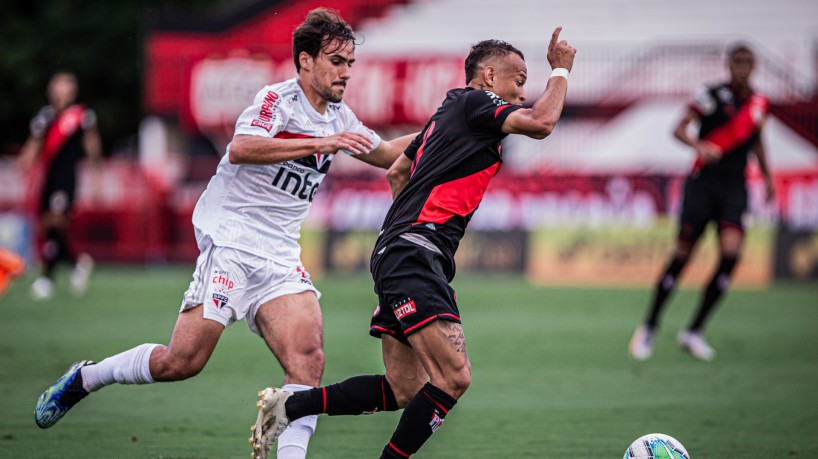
{"left": 192, "top": 77, "right": 381, "bottom": 264}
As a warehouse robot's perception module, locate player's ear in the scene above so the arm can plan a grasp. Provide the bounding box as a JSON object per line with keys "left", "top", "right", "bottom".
{"left": 484, "top": 65, "right": 496, "bottom": 87}
{"left": 299, "top": 52, "right": 313, "bottom": 71}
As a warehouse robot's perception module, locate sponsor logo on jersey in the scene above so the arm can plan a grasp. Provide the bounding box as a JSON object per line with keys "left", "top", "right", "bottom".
{"left": 429, "top": 412, "right": 444, "bottom": 433}
{"left": 393, "top": 299, "right": 417, "bottom": 320}
{"left": 212, "top": 271, "right": 234, "bottom": 291}
{"left": 251, "top": 119, "right": 274, "bottom": 132}
{"left": 484, "top": 90, "right": 509, "bottom": 107}
{"left": 295, "top": 266, "right": 313, "bottom": 285}
{"left": 271, "top": 165, "right": 322, "bottom": 202}
{"left": 212, "top": 293, "right": 229, "bottom": 309}
{"left": 252, "top": 90, "right": 281, "bottom": 131}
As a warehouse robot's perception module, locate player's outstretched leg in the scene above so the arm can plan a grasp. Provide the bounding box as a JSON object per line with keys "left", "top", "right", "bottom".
{"left": 251, "top": 387, "right": 293, "bottom": 459}
{"left": 35, "top": 360, "right": 95, "bottom": 428}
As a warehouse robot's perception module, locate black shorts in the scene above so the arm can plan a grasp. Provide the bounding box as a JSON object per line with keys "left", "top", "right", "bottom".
{"left": 678, "top": 178, "right": 747, "bottom": 243}
{"left": 39, "top": 175, "right": 76, "bottom": 215}
{"left": 369, "top": 237, "right": 460, "bottom": 344}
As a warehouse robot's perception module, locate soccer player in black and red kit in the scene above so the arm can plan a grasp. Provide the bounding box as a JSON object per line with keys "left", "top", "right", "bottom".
{"left": 19, "top": 72, "right": 101, "bottom": 300}
{"left": 251, "top": 28, "right": 576, "bottom": 458}
{"left": 629, "top": 44, "right": 775, "bottom": 362}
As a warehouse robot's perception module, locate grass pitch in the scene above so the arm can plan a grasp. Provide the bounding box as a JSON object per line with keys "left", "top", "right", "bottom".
{"left": 0, "top": 267, "right": 816, "bottom": 458}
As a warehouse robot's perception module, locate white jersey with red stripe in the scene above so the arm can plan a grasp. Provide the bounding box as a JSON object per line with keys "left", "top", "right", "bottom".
{"left": 192, "top": 77, "right": 381, "bottom": 264}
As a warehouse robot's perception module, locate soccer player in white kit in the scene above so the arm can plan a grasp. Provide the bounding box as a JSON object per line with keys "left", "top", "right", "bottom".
{"left": 34, "top": 9, "right": 416, "bottom": 459}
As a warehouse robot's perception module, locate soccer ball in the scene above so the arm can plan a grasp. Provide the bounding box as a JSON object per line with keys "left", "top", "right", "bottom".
{"left": 623, "top": 433, "right": 690, "bottom": 459}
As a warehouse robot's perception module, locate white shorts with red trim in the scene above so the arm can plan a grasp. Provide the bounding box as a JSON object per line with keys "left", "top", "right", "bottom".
{"left": 180, "top": 232, "right": 320, "bottom": 335}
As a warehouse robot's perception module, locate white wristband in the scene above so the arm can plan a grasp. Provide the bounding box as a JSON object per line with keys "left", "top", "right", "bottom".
{"left": 550, "top": 68, "right": 569, "bottom": 80}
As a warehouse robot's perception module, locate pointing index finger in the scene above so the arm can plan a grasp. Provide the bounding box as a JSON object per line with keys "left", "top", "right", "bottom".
{"left": 550, "top": 26, "right": 562, "bottom": 50}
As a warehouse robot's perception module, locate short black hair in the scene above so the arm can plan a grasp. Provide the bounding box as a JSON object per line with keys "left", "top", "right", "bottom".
{"left": 464, "top": 39, "right": 524, "bottom": 85}
{"left": 292, "top": 8, "right": 358, "bottom": 72}
{"left": 727, "top": 43, "right": 754, "bottom": 61}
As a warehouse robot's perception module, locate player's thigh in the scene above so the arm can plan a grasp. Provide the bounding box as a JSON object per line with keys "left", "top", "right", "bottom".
{"left": 715, "top": 188, "right": 747, "bottom": 257}
{"left": 255, "top": 291, "right": 324, "bottom": 359}
{"left": 407, "top": 320, "right": 470, "bottom": 398}
{"left": 382, "top": 334, "right": 427, "bottom": 406}
{"left": 678, "top": 182, "right": 713, "bottom": 247}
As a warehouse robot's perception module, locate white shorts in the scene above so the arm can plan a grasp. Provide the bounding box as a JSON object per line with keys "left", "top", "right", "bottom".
{"left": 180, "top": 234, "right": 320, "bottom": 335}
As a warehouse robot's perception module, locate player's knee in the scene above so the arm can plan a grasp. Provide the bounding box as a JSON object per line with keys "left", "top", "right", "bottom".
{"left": 282, "top": 345, "right": 325, "bottom": 386}
{"left": 437, "top": 366, "right": 471, "bottom": 400}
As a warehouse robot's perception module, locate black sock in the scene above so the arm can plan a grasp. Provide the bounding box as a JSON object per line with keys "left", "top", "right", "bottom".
{"left": 381, "top": 382, "right": 457, "bottom": 459}
{"left": 42, "top": 227, "right": 61, "bottom": 279}
{"left": 55, "top": 226, "right": 76, "bottom": 265}
{"left": 645, "top": 256, "right": 688, "bottom": 329}
{"left": 284, "top": 375, "right": 399, "bottom": 421}
{"left": 689, "top": 256, "right": 738, "bottom": 331}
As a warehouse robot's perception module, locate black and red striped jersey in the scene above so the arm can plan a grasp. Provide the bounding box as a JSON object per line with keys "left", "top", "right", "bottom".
{"left": 689, "top": 82, "right": 769, "bottom": 184}
{"left": 373, "top": 87, "right": 522, "bottom": 274}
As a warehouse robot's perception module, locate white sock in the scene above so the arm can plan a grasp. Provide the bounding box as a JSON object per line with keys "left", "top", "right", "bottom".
{"left": 81, "top": 343, "right": 159, "bottom": 392}
{"left": 277, "top": 384, "right": 318, "bottom": 459}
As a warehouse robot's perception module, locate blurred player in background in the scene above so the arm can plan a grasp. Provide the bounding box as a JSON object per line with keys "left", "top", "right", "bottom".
{"left": 34, "top": 9, "right": 415, "bottom": 459}
{"left": 19, "top": 72, "right": 101, "bottom": 300}
{"left": 629, "top": 44, "right": 775, "bottom": 362}
{"left": 250, "top": 28, "right": 576, "bottom": 459}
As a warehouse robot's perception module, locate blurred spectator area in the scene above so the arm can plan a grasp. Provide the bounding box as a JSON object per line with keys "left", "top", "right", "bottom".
{"left": 2, "top": 0, "right": 817, "bottom": 279}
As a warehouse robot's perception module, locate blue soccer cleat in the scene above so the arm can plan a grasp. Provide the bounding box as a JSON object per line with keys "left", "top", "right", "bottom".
{"left": 35, "top": 360, "right": 95, "bottom": 428}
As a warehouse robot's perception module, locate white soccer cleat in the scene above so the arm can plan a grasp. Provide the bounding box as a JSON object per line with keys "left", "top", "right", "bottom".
{"left": 628, "top": 325, "right": 655, "bottom": 361}
{"left": 250, "top": 387, "right": 292, "bottom": 459}
{"left": 677, "top": 330, "right": 716, "bottom": 361}
{"left": 31, "top": 277, "right": 54, "bottom": 301}
{"left": 70, "top": 253, "right": 94, "bottom": 296}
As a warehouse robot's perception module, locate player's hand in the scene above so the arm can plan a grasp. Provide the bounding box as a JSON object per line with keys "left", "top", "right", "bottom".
{"left": 315, "top": 131, "right": 373, "bottom": 155}
{"left": 547, "top": 27, "right": 576, "bottom": 72}
{"left": 764, "top": 177, "right": 776, "bottom": 203}
{"left": 695, "top": 140, "right": 722, "bottom": 165}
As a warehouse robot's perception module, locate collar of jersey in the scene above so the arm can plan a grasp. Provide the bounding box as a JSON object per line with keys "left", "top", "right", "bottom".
{"left": 294, "top": 77, "right": 338, "bottom": 123}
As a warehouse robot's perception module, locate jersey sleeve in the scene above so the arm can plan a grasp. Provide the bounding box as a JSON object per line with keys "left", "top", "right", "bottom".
{"left": 402, "top": 131, "right": 424, "bottom": 160}
{"left": 340, "top": 105, "right": 382, "bottom": 153}
{"left": 689, "top": 86, "right": 716, "bottom": 117}
{"left": 233, "top": 87, "right": 289, "bottom": 138}
{"left": 465, "top": 90, "right": 522, "bottom": 133}
{"left": 29, "top": 107, "right": 53, "bottom": 138}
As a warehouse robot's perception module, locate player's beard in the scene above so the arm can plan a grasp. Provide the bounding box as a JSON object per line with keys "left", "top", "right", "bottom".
{"left": 320, "top": 82, "right": 346, "bottom": 103}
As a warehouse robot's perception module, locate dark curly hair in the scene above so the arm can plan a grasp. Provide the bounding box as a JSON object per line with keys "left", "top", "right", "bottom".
{"left": 464, "top": 39, "right": 524, "bottom": 85}
{"left": 292, "top": 8, "right": 359, "bottom": 71}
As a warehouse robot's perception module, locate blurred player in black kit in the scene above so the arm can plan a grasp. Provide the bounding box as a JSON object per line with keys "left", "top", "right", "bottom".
{"left": 20, "top": 72, "right": 101, "bottom": 300}
{"left": 251, "top": 27, "right": 576, "bottom": 458}
{"left": 629, "top": 44, "right": 775, "bottom": 362}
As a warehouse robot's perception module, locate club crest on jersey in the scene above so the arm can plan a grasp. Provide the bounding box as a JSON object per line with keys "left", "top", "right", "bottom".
{"left": 315, "top": 153, "right": 332, "bottom": 171}
{"left": 392, "top": 298, "right": 417, "bottom": 320}
{"left": 212, "top": 293, "right": 229, "bottom": 309}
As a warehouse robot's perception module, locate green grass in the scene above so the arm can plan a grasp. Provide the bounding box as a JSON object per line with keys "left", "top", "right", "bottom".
{"left": 1, "top": 267, "right": 816, "bottom": 458}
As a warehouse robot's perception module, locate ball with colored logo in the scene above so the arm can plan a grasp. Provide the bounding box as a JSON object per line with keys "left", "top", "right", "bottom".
{"left": 623, "top": 433, "right": 690, "bottom": 459}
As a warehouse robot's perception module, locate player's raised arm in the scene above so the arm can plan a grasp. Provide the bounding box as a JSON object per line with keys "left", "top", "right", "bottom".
{"left": 502, "top": 27, "right": 576, "bottom": 139}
